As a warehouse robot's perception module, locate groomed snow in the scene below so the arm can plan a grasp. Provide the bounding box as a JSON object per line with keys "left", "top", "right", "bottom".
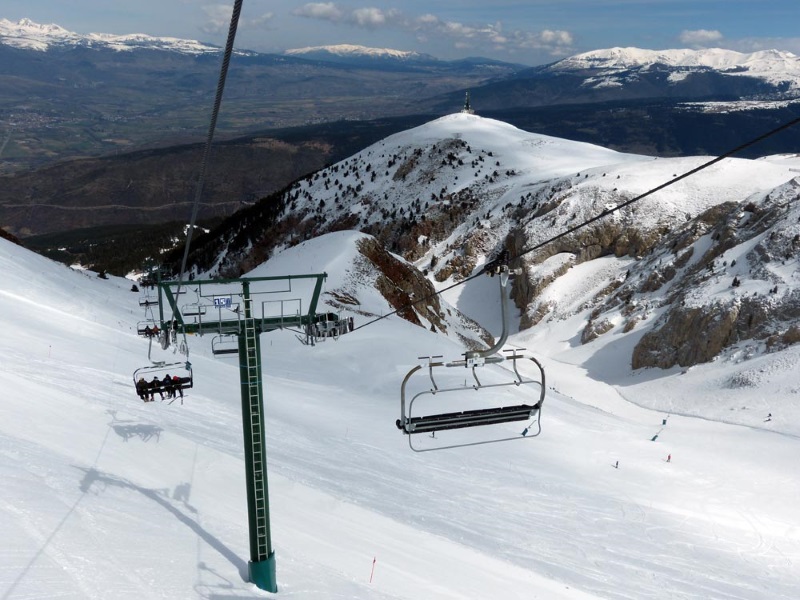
{"left": 2, "top": 230, "right": 799, "bottom": 599}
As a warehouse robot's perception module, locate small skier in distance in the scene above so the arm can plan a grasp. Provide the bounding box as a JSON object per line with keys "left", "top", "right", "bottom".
{"left": 615, "top": 460, "right": 619, "bottom": 469}
{"left": 667, "top": 454, "right": 671, "bottom": 463}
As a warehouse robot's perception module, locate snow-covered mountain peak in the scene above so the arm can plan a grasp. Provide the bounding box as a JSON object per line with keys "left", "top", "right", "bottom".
{"left": 551, "top": 46, "right": 800, "bottom": 90}
{"left": 555, "top": 47, "right": 798, "bottom": 71}
{"left": 286, "top": 43, "right": 422, "bottom": 59}
{"left": 0, "top": 17, "right": 220, "bottom": 54}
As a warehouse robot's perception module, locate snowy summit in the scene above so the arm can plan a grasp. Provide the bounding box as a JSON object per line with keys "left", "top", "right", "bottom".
{"left": 551, "top": 46, "right": 800, "bottom": 91}
{"left": 285, "top": 43, "right": 425, "bottom": 61}
{"left": 0, "top": 17, "right": 220, "bottom": 54}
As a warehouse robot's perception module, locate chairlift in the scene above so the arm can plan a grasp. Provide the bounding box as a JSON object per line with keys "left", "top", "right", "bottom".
{"left": 397, "top": 350, "right": 545, "bottom": 451}
{"left": 211, "top": 334, "right": 239, "bottom": 356}
{"left": 182, "top": 303, "right": 207, "bottom": 317}
{"left": 307, "top": 312, "right": 349, "bottom": 342}
{"left": 396, "top": 260, "right": 546, "bottom": 452}
{"left": 139, "top": 296, "right": 159, "bottom": 307}
{"left": 133, "top": 361, "right": 193, "bottom": 405}
{"left": 137, "top": 320, "right": 157, "bottom": 337}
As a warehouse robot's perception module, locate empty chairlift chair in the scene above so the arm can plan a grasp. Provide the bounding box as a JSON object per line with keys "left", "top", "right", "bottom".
{"left": 395, "top": 261, "right": 545, "bottom": 452}
{"left": 211, "top": 334, "right": 239, "bottom": 356}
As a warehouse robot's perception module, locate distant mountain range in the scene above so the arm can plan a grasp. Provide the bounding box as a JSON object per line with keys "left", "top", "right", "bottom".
{"left": 2, "top": 19, "right": 799, "bottom": 172}
{"left": 2, "top": 18, "right": 800, "bottom": 244}
{"left": 551, "top": 47, "right": 800, "bottom": 89}
{"left": 0, "top": 17, "right": 222, "bottom": 54}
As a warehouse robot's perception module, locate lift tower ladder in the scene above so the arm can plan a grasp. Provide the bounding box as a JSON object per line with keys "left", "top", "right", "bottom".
{"left": 239, "top": 290, "right": 273, "bottom": 578}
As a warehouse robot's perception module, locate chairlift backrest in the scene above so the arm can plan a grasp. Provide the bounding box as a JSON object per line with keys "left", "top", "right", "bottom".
{"left": 182, "top": 303, "right": 207, "bottom": 317}
{"left": 211, "top": 334, "right": 239, "bottom": 356}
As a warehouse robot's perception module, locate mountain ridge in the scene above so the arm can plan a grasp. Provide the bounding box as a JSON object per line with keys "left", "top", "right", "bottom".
{"left": 547, "top": 46, "right": 800, "bottom": 93}
{"left": 173, "top": 112, "right": 800, "bottom": 372}
{"left": 0, "top": 17, "right": 223, "bottom": 54}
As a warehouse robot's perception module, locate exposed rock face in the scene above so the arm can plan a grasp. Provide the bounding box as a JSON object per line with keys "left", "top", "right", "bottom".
{"left": 356, "top": 236, "right": 445, "bottom": 329}
{"left": 628, "top": 182, "right": 800, "bottom": 369}
{"left": 0, "top": 228, "right": 22, "bottom": 245}
{"left": 354, "top": 236, "right": 494, "bottom": 348}
{"left": 632, "top": 291, "right": 800, "bottom": 368}
{"left": 582, "top": 318, "right": 614, "bottom": 344}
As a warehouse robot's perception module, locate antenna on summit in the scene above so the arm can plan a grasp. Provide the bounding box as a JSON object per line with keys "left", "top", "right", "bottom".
{"left": 461, "top": 91, "right": 475, "bottom": 115}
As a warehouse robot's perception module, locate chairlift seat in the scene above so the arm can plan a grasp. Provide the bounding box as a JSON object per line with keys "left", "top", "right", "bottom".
{"left": 149, "top": 376, "right": 193, "bottom": 391}
{"left": 398, "top": 403, "right": 539, "bottom": 434}
{"left": 213, "top": 347, "right": 239, "bottom": 355}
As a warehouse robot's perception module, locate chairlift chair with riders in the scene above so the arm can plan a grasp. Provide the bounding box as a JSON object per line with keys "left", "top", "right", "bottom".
{"left": 137, "top": 319, "right": 158, "bottom": 337}
{"left": 396, "top": 258, "right": 545, "bottom": 452}
{"left": 133, "top": 361, "right": 193, "bottom": 405}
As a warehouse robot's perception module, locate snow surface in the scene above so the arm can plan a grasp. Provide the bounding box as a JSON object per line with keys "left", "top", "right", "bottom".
{"left": 2, "top": 226, "right": 799, "bottom": 599}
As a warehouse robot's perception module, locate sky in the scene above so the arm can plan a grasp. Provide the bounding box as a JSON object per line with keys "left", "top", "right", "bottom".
{"left": 2, "top": 113, "right": 800, "bottom": 598}
{"left": 3, "top": 0, "right": 800, "bottom": 65}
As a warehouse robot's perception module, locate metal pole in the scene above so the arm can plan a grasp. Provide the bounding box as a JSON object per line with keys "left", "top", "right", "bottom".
{"left": 238, "top": 281, "right": 277, "bottom": 592}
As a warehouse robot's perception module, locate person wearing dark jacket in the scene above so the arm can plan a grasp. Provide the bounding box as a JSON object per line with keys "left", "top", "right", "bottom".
{"left": 150, "top": 376, "right": 164, "bottom": 401}
{"left": 136, "top": 377, "right": 149, "bottom": 401}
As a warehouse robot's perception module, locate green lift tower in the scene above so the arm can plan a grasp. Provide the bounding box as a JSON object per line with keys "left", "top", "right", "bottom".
{"left": 153, "top": 273, "right": 328, "bottom": 593}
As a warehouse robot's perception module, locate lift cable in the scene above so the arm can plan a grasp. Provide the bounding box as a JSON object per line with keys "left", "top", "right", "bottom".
{"left": 352, "top": 113, "right": 800, "bottom": 334}
{"left": 177, "top": 0, "right": 243, "bottom": 287}
{"left": 157, "top": 0, "right": 243, "bottom": 356}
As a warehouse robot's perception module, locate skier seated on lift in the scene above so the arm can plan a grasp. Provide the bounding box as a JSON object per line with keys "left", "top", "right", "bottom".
{"left": 163, "top": 374, "right": 175, "bottom": 398}
{"left": 136, "top": 377, "right": 149, "bottom": 401}
{"left": 150, "top": 376, "right": 164, "bottom": 401}
{"left": 144, "top": 325, "right": 152, "bottom": 338}
{"left": 172, "top": 374, "right": 185, "bottom": 399}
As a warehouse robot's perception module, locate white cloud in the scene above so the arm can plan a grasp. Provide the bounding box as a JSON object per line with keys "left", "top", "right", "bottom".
{"left": 679, "top": 29, "right": 724, "bottom": 47}
{"left": 415, "top": 14, "right": 573, "bottom": 55}
{"left": 290, "top": 4, "right": 574, "bottom": 56}
{"left": 728, "top": 37, "right": 800, "bottom": 55}
{"left": 248, "top": 12, "right": 275, "bottom": 28}
{"left": 200, "top": 4, "right": 236, "bottom": 35}
{"left": 292, "top": 2, "right": 344, "bottom": 22}
{"left": 349, "top": 7, "right": 401, "bottom": 28}
{"left": 540, "top": 29, "right": 573, "bottom": 46}
{"left": 200, "top": 4, "right": 274, "bottom": 34}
